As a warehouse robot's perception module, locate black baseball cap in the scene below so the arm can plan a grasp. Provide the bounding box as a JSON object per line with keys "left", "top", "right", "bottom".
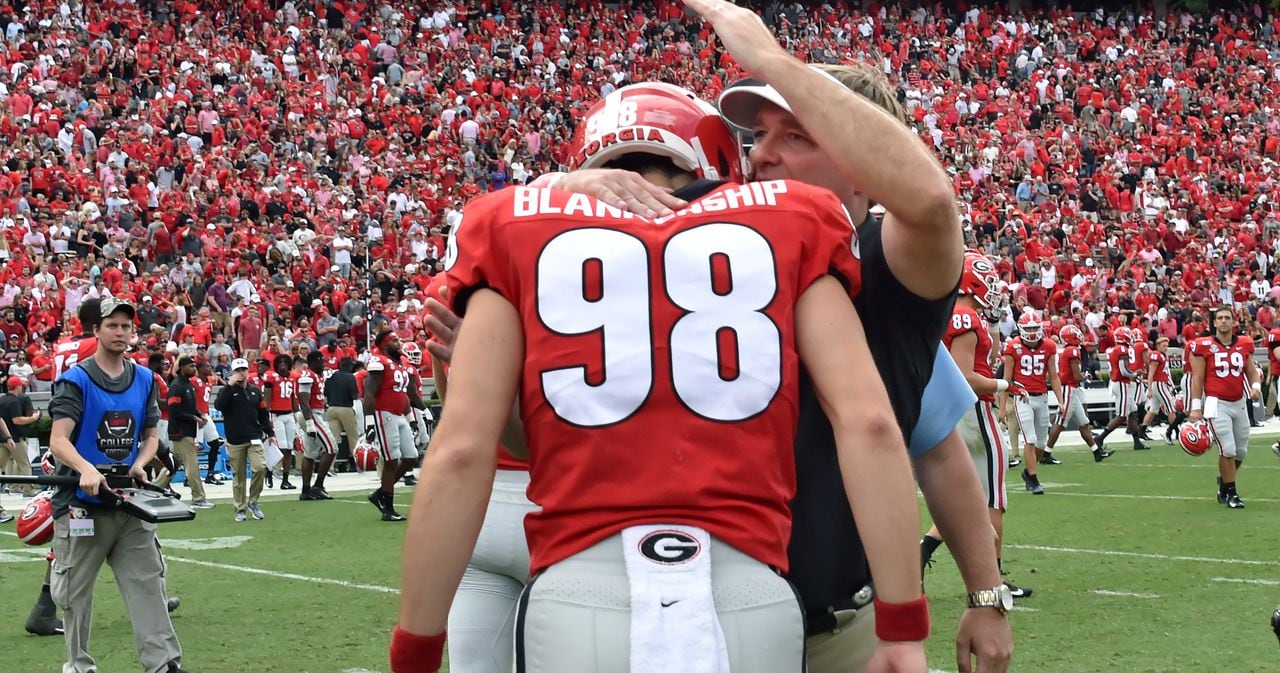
{"left": 176, "top": 355, "right": 196, "bottom": 369}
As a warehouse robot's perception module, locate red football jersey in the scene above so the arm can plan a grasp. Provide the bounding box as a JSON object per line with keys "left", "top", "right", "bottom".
{"left": 445, "top": 180, "right": 861, "bottom": 574}
{"left": 943, "top": 305, "right": 994, "bottom": 401}
{"left": 1190, "top": 335, "right": 1254, "bottom": 401}
{"left": 1002, "top": 337, "right": 1058, "bottom": 394}
{"left": 154, "top": 373, "right": 170, "bottom": 421}
{"left": 262, "top": 370, "right": 298, "bottom": 412}
{"left": 1057, "top": 344, "right": 1081, "bottom": 387}
{"left": 54, "top": 335, "right": 97, "bottom": 378}
{"left": 190, "top": 375, "right": 213, "bottom": 415}
{"left": 366, "top": 352, "right": 411, "bottom": 413}
{"left": 297, "top": 370, "right": 327, "bottom": 410}
{"left": 1107, "top": 345, "right": 1131, "bottom": 383}
{"left": 1127, "top": 341, "right": 1149, "bottom": 381}
{"left": 1267, "top": 327, "right": 1280, "bottom": 376}
{"left": 1148, "top": 350, "right": 1172, "bottom": 383}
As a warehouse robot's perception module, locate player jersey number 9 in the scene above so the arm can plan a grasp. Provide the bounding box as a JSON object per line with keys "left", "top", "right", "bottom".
{"left": 537, "top": 223, "right": 782, "bottom": 427}
{"left": 1213, "top": 351, "right": 1245, "bottom": 379}
{"left": 1019, "top": 353, "right": 1046, "bottom": 377}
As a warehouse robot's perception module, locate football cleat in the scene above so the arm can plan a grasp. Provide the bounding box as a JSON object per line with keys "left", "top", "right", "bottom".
{"left": 1093, "top": 448, "right": 1113, "bottom": 462}
{"left": 1226, "top": 494, "right": 1245, "bottom": 509}
{"left": 1272, "top": 442, "right": 1280, "bottom": 458}
{"left": 1041, "top": 453, "right": 1062, "bottom": 465}
{"left": 1270, "top": 604, "right": 1280, "bottom": 644}
{"left": 1007, "top": 457, "right": 1022, "bottom": 468}
{"left": 1021, "top": 469, "right": 1044, "bottom": 495}
{"left": 1179, "top": 421, "right": 1211, "bottom": 456}
{"left": 167, "top": 597, "right": 181, "bottom": 613}
{"left": 1003, "top": 581, "right": 1033, "bottom": 599}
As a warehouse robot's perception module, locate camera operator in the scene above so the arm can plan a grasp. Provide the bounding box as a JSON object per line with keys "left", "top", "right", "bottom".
{"left": 46, "top": 298, "right": 193, "bottom": 673}
{"left": 216, "top": 358, "right": 274, "bottom": 522}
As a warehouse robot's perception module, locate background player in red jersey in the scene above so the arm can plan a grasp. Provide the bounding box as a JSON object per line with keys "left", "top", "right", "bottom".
{"left": 53, "top": 299, "right": 102, "bottom": 379}
{"left": 1140, "top": 337, "right": 1179, "bottom": 440}
{"left": 921, "top": 251, "right": 1033, "bottom": 599}
{"left": 1127, "top": 336, "right": 1154, "bottom": 441}
{"left": 364, "top": 330, "right": 424, "bottom": 522}
{"left": 1268, "top": 325, "right": 1280, "bottom": 456}
{"left": 394, "top": 83, "right": 926, "bottom": 673}
{"left": 261, "top": 354, "right": 300, "bottom": 491}
{"left": 998, "top": 312, "right": 1062, "bottom": 495}
{"left": 1188, "top": 307, "right": 1261, "bottom": 509}
{"left": 1095, "top": 327, "right": 1150, "bottom": 452}
{"left": 1045, "top": 324, "right": 1110, "bottom": 463}
{"left": 297, "top": 351, "right": 337, "bottom": 501}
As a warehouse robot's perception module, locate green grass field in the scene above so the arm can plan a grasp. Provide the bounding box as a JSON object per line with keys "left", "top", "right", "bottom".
{"left": 2, "top": 437, "right": 1279, "bottom": 673}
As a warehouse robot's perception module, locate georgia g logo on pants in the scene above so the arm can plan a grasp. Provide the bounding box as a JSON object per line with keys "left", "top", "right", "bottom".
{"left": 638, "top": 530, "right": 702, "bottom": 565}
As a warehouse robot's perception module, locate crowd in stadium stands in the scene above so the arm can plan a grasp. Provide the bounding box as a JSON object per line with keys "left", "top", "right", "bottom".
{"left": 1, "top": 0, "right": 1279, "bottom": 389}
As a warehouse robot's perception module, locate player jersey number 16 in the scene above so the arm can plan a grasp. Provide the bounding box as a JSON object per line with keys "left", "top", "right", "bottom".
{"left": 538, "top": 223, "right": 782, "bottom": 427}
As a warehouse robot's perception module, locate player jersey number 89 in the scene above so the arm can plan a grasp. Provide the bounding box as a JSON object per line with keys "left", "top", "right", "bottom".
{"left": 537, "top": 223, "right": 780, "bottom": 427}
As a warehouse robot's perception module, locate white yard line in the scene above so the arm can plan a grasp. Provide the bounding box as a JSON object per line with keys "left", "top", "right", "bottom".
{"left": 1015, "top": 490, "right": 1280, "bottom": 503}
{"left": 1211, "top": 577, "right": 1280, "bottom": 586}
{"left": 165, "top": 556, "right": 400, "bottom": 594}
{"left": 1090, "top": 589, "right": 1161, "bottom": 599}
{"left": 1005, "top": 543, "right": 1280, "bottom": 567}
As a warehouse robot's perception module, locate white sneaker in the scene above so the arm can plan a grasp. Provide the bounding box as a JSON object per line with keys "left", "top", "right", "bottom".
{"left": 248, "top": 503, "right": 264, "bottom": 520}
{"left": 235, "top": 511, "right": 247, "bottom": 522}
{"left": 192, "top": 500, "right": 216, "bottom": 510}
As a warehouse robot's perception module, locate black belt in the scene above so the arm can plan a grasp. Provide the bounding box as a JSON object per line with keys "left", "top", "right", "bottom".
{"left": 271, "top": 410, "right": 295, "bottom": 416}
{"left": 805, "top": 584, "right": 874, "bottom": 637}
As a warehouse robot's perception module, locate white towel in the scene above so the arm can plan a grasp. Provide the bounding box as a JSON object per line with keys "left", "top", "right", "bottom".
{"left": 622, "top": 525, "right": 731, "bottom": 673}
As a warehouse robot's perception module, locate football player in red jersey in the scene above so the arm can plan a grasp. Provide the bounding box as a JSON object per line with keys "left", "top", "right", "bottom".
{"left": 1140, "top": 337, "right": 1178, "bottom": 439}
{"left": 921, "top": 251, "right": 1032, "bottom": 599}
{"left": 364, "top": 330, "right": 423, "bottom": 521}
{"left": 998, "top": 311, "right": 1062, "bottom": 495}
{"left": 1045, "top": 324, "right": 1111, "bottom": 462}
{"left": 261, "top": 354, "right": 300, "bottom": 491}
{"left": 394, "top": 82, "right": 926, "bottom": 673}
{"left": 1268, "top": 324, "right": 1280, "bottom": 455}
{"left": 1188, "top": 307, "right": 1261, "bottom": 509}
{"left": 53, "top": 299, "right": 102, "bottom": 378}
{"left": 1128, "top": 334, "right": 1155, "bottom": 441}
{"left": 192, "top": 360, "right": 226, "bottom": 486}
{"left": 400, "top": 341, "right": 430, "bottom": 487}
{"left": 297, "top": 351, "right": 337, "bottom": 501}
{"left": 1095, "top": 327, "right": 1150, "bottom": 452}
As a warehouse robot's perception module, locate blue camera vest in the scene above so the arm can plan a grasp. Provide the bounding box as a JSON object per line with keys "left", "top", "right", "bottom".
{"left": 60, "top": 363, "right": 153, "bottom": 504}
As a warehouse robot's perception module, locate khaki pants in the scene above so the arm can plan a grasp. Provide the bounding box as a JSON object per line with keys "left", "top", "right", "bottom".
{"left": 0, "top": 438, "right": 33, "bottom": 495}
{"left": 51, "top": 511, "right": 183, "bottom": 673}
{"left": 327, "top": 406, "right": 359, "bottom": 452}
{"left": 227, "top": 441, "right": 265, "bottom": 513}
{"left": 805, "top": 606, "right": 877, "bottom": 673}
{"left": 156, "top": 437, "right": 206, "bottom": 502}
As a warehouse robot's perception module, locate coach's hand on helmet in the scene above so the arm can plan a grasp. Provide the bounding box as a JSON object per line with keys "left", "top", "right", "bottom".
{"left": 555, "top": 169, "right": 687, "bottom": 219}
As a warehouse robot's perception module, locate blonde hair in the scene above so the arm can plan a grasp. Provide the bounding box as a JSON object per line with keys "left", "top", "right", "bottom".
{"left": 811, "top": 63, "right": 908, "bottom": 126}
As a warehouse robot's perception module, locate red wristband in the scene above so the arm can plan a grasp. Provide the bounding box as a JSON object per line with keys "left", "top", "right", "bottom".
{"left": 390, "top": 625, "right": 447, "bottom": 673}
{"left": 873, "top": 596, "right": 930, "bottom": 642}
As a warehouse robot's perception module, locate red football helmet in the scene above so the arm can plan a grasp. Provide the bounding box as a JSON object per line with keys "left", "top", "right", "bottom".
{"left": 17, "top": 492, "right": 54, "bottom": 546}
{"left": 402, "top": 341, "right": 422, "bottom": 367}
{"left": 1179, "top": 420, "right": 1212, "bottom": 457}
{"left": 40, "top": 451, "right": 56, "bottom": 475}
{"left": 354, "top": 443, "right": 379, "bottom": 471}
{"left": 1113, "top": 326, "right": 1132, "bottom": 346}
{"left": 1059, "top": 324, "right": 1083, "bottom": 347}
{"left": 959, "top": 251, "right": 1001, "bottom": 310}
{"left": 1018, "top": 311, "right": 1043, "bottom": 344}
{"left": 568, "top": 83, "right": 747, "bottom": 183}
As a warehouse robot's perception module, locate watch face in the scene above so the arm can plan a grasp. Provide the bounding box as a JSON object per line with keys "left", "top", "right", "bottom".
{"left": 998, "top": 585, "right": 1014, "bottom": 611}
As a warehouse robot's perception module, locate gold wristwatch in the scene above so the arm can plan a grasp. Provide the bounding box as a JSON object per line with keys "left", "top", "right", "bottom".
{"left": 966, "top": 584, "right": 1013, "bottom": 615}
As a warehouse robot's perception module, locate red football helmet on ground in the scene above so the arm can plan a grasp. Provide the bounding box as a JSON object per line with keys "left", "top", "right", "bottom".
{"left": 1059, "top": 324, "right": 1083, "bottom": 346}
{"left": 1018, "top": 311, "right": 1043, "bottom": 344}
{"left": 1180, "top": 420, "right": 1212, "bottom": 456}
{"left": 958, "top": 251, "right": 1002, "bottom": 310}
{"left": 17, "top": 492, "right": 55, "bottom": 546}
{"left": 568, "top": 82, "right": 747, "bottom": 183}
{"left": 354, "top": 443, "right": 379, "bottom": 471}
{"left": 402, "top": 342, "right": 423, "bottom": 367}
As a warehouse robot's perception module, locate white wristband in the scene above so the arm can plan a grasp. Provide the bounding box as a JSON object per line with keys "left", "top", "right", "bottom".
{"left": 1191, "top": 399, "right": 1204, "bottom": 411}
{"left": 996, "top": 379, "right": 1009, "bottom": 393}
{"left": 1251, "top": 381, "right": 1262, "bottom": 391}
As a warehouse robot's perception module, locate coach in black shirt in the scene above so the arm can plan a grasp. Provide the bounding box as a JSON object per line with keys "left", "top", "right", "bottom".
{"left": 216, "top": 358, "right": 273, "bottom": 521}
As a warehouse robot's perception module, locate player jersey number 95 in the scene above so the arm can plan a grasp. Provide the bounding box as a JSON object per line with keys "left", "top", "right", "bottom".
{"left": 1019, "top": 353, "right": 1046, "bottom": 377}
{"left": 537, "top": 223, "right": 781, "bottom": 427}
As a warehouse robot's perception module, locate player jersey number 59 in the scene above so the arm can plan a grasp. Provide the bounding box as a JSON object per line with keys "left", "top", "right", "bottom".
{"left": 536, "top": 223, "right": 781, "bottom": 427}
{"left": 1212, "top": 351, "right": 1245, "bottom": 379}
